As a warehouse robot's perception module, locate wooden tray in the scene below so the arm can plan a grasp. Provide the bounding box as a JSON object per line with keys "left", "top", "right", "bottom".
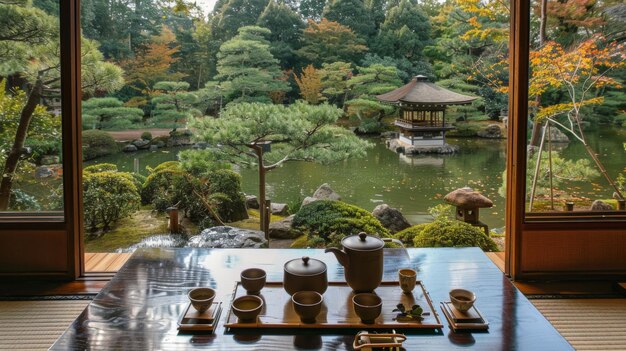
{"left": 439, "top": 302, "right": 489, "bottom": 332}
{"left": 177, "top": 302, "right": 222, "bottom": 332}
{"left": 225, "top": 281, "right": 443, "bottom": 330}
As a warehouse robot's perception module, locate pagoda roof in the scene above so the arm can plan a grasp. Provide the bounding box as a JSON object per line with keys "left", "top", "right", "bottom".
{"left": 376, "top": 75, "right": 477, "bottom": 106}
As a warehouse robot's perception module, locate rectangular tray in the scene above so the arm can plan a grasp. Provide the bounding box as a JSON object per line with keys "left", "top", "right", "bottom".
{"left": 178, "top": 302, "right": 222, "bottom": 332}
{"left": 440, "top": 302, "right": 489, "bottom": 332}
{"left": 225, "top": 281, "right": 443, "bottom": 330}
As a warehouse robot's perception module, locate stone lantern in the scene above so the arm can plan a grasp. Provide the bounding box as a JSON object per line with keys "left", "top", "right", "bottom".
{"left": 444, "top": 187, "right": 493, "bottom": 235}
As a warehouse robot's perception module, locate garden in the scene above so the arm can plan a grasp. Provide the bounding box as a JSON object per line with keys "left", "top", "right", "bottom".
{"left": 1, "top": 0, "right": 625, "bottom": 253}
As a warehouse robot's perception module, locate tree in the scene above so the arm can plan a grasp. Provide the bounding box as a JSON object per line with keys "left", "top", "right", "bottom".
{"left": 345, "top": 64, "right": 402, "bottom": 132}
{"left": 294, "top": 65, "right": 323, "bottom": 104}
{"left": 299, "top": 0, "right": 325, "bottom": 20}
{"left": 150, "top": 81, "right": 200, "bottom": 131}
{"left": 187, "top": 101, "right": 373, "bottom": 235}
{"left": 372, "top": 0, "right": 432, "bottom": 61}
{"left": 212, "top": 0, "right": 269, "bottom": 40}
{"left": 297, "top": 19, "right": 367, "bottom": 65}
{"left": 0, "top": 0, "right": 124, "bottom": 210}
{"left": 82, "top": 97, "right": 144, "bottom": 130}
{"left": 215, "top": 26, "right": 290, "bottom": 103}
{"left": 318, "top": 61, "right": 353, "bottom": 107}
{"left": 256, "top": 0, "right": 305, "bottom": 69}
{"left": 323, "top": 0, "right": 375, "bottom": 39}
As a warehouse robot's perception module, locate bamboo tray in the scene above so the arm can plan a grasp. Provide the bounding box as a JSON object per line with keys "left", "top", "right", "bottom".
{"left": 224, "top": 281, "right": 443, "bottom": 330}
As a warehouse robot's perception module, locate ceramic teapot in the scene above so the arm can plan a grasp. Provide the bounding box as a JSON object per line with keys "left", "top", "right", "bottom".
{"left": 325, "top": 232, "right": 385, "bottom": 292}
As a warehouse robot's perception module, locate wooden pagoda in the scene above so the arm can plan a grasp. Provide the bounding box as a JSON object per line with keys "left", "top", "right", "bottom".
{"left": 376, "top": 75, "right": 476, "bottom": 148}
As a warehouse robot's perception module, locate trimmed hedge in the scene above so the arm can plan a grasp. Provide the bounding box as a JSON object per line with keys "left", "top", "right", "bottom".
{"left": 292, "top": 200, "right": 390, "bottom": 247}
{"left": 82, "top": 130, "right": 118, "bottom": 160}
{"left": 395, "top": 218, "right": 498, "bottom": 252}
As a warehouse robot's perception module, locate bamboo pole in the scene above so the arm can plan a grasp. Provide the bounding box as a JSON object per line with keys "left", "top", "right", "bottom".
{"left": 529, "top": 124, "right": 548, "bottom": 212}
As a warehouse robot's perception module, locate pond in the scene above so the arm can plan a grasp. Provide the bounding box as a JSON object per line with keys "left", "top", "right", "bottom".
{"left": 86, "top": 128, "right": 626, "bottom": 230}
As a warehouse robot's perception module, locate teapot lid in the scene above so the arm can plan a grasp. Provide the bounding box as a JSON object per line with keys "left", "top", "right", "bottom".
{"left": 284, "top": 256, "right": 327, "bottom": 276}
{"left": 342, "top": 232, "right": 384, "bottom": 251}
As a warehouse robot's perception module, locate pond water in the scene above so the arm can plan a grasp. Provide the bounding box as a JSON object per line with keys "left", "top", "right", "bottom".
{"left": 86, "top": 128, "right": 625, "bottom": 230}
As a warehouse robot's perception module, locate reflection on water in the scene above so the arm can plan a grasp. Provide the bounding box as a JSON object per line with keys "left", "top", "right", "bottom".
{"left": 86, "top": 128, "right": 625, "bottom": 230}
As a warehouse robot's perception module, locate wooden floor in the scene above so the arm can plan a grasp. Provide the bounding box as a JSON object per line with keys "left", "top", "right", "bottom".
{"left": 85, "top": 253, "right": 132, "bottom": 273}
{"left": 485, "top": 251, "right": 505, "bottom": 272}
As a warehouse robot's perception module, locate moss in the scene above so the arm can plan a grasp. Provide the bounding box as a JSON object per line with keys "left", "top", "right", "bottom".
{"left": 411, "top": 218, "right": 498, "bottom": 251}
{"left": 292, "top": 200, "right": 390, "bottom": 247}
{"left": 290, "top": 235, "right": 310, "bottom": 248}
{"left": 82, "top": 130, "right": 118, "bottom": 160}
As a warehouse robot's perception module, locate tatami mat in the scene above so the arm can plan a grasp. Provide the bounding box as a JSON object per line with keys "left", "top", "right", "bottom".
{"left": 532, "top": 299, "right": 626, "bottom": 350}
{"left": 0, "top": 300, "right": 88, "bottom": 350}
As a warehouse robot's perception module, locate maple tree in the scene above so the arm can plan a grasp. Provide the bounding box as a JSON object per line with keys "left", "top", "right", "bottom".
{"left": 297, "top": 19, "right": 368, "bottom": 65}
{"left": 294, "top": 65, "right": 323, "bottom": 104}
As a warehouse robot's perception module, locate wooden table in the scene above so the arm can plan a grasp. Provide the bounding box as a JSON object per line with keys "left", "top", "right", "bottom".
{"left": 51, "top": 248, "right": 573, "bottom": 350}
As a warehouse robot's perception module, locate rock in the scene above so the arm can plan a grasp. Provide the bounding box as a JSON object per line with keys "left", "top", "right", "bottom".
{"left": 477, "top": 124, "right": 503, "bottom": 139}
{"left": 40, "top": 155, "right": 60, "bottom": 165}
{"left": 149, "top": 145, "right": 159, "bottom": 152}
{"left": 380, "top": 131, "right": 398, "bottom": 139}
{"left": 245, "top": 195, "right": 259, "bottom": 209}
{"left": 269, "top": 215, "right": 302, "bottom": 239}
{"left": 192, "top": 142, "right": 209, "bottom": 150}
{"left": 372, "top": 204, "right": 411, "bottom": 234}
{"left": 271, "top": 203, "right": 289, "bottom": 215}
{"left": 187, "top": 226, "right": 267, "bottom": 248}
{"left": 387, "top": 139, "right": 458, "bottom": 155}
{"left": 547, "top": 126, "right": 569, "bottom": 143}
{"left": 591, "top": 200, "right": 613, "bottom": 211}
{"left": 444, "top": 187, "right": 493, "bottom": 208}
{"left": 155, "top": 140, "right": 165, "bottom": 148}
{"left": 132, "top": 139, "right": 150, "bottom": 149}
{"left": 35, "top": 166, "right": 54, "bottom": 178}
{"left": 167, "top": 134, "right": 192, "bottom": 147}
{"left": 301, "top": 196, "right": 318, "bottom": 207}
{"left": 122, "top": 144, "right": 138, "bottom": 152}
{"left": 312, "top": 183, "right": 341, "bottom": 201}
{"left": 121, "top": 234, "right": 187, "bottom": 252}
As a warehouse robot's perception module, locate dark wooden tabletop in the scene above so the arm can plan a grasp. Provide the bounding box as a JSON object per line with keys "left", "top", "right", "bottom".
{"left": 51, "top": 248, "right": 573, "bottom": 350}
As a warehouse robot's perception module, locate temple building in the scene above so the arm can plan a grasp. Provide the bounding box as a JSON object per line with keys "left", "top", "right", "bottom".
{"left": 376, "top": 75, "right": 476, "bottom": 154}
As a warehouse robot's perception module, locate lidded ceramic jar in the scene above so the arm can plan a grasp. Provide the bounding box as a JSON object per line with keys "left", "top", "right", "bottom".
{"left": 283, "top": 256, "right": 328, "bottom": 295}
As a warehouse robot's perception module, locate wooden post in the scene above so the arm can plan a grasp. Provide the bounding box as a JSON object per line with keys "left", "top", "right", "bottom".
{"left": 167, "top": 206, "right": 179, "bottom": 234}
{"left": 251, "top": 144, "right": 269, "bottom": 241}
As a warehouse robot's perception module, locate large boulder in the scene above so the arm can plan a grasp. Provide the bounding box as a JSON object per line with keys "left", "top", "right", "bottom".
{"left": 301, "top": 196, "right": 318, "bottom": 207}
{"left": 188, "top": 226, "right": 267, "bottom": 248}
{"left": 372, "top": 204, "right": 411, "bottom": 234}
{"left": 35, "top": 166, "right": 54, "bottom": 178}
{"left": 40, "top": 155, "right": 60, "bottom": 165}
{"left": 269, "top": 215, "right": 302, "bottom": 239}
{"left": 271, "top": 203, "right": 289, "bottom": 215}
{"left": 122, "top": 144, "right": 138, "bottom": 152}
{"left": 245, "top": 195, "right": 259, "bottom": 209}
{"left": 591, "top": 200, "right": 613, "bottom": 211}
{"left": 547, "top": 127, "right": 569, "bottom": 143}
{"left": 302, "top": 183, "right": 341, "bottom": 207}
{"left": 132, "top": 139, "right": 150, "bottom": 149}
{"left": 477, "top": 124, "right": 503, "bottom": 139}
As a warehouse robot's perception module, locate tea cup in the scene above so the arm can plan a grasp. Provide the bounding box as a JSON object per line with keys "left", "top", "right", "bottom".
{"left": 449, "top": 288, "right": 476, "bottom": 312}
{"left": 398, "top": 268, "right": 417, "bottom": 293}
{"left": 232, "top": 295, "right": 263, "bottom": 322}
{"left": 241, "top": 268, "right": 266, "bottom": 294}
{"left": 352, "top": 293, "right": 382, "bottom": 324}
{"left": 292, "top": 291, "right": 323, "bottom": 323}
{"left": 188, "top": 287, "right": 216, "bottom": 313}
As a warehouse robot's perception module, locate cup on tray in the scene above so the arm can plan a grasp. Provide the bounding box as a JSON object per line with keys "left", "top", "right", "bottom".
{"left": 188, "top": 287, "right": 216, "bottom": 313}
{"left": 449, "top": 289, "right": 476, "bottom": 312}
{"left": 352, "top": 293, "right": 382, "bottom": 324}
{"left": 241, "top": 268, "right": 266, "bottom": 294}
{"left": 292, "top": 291, "right": 323, "bottom": 323}
{"left": 398, "top": 268, "right": 417, "bottom": 293}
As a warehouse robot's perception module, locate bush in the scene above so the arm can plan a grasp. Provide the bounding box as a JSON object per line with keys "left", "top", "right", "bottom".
{"left": 27, "top": 139, "right": 62, "bottom": 163}
{"left": 292, "top": 200, "right": 390, "bottom": 247}
{"left": 205, "top": 170, "right": 248, "bottom": 222}
{"left": 141, "top": 131, "right": 153, "bottom": 141}
{"left": 84, "top": 163, "right": 118, "bottom": 174}
{"left": 393, "top": 223, "right": 428, "bottom": 246}
{"left": 82, "top": 130, "right": 118, "bottom": 160}
{"left": 83, "top": 170, "right": 140, "bottom": 233}
{"left": 408, "top": 218, "right": 498, "bottom": 251}
{"left": 447, "top": 123, "right": 481, "bottom": 137}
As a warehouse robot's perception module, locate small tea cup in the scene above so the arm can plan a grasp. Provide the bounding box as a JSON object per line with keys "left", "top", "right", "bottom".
{"left": 241, "top": 268, "right": 266, "bottom": 294}
{"left": 353, "top": 293, "right": 382, "bottom": 324}
{"left": 188, "top": 287, "right": 216, "bottom": 313}
{"left": 399, "top": 268, "right": 417, "bottom": 293}
{"left": 292, "top": 291, "right": 323, "bottom": 323}
{"left": 232, "top": 295, "right": 263, "bottom": 322}
{"left": 449, "top": 289, "right": 476, "bottom": 312}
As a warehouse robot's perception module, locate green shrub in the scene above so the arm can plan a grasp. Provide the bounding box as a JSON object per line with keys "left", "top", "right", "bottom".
{"left": 141, "top": 131, "right": 153, "bottom": 141}
{"left": 9, "top": 189, "right": 41, "bottom": 211}
{"left": 84, "top": 163, "right": 118, "bottom": 174}
{"left": 82, "top": 130, "right": 118, "bottom": 160}
{"left": 205, "top": 169, "right": 248, "bottom": 222}
{"left": 411, "top": 218, "right": 498, "bottom": 251}
{"left": 393, "top": 223, "right": 428, "bottom": 246}
{"left": 447, "top": 123, "right": 481, "bottom": 137}
{"left": 27, "top": 139, "right": 62, "bottom": 162}
{"left": 292, "top": 200, "right": 390, "bottom": 247}
{"left": 83, "top": 170, "right": 140, "bottom": 233}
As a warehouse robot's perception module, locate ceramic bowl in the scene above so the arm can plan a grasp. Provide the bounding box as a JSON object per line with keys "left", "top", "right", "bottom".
{"left": 232, "top": 295, "right": 263, "bottom": 322}
{"left": 292, "top": 291, "right": 323, "bottom": 323}
{"left": 241, "top": 268, "right": 266, "bottom": 294}
{"left": 352, "top": 293, "right": 382, "bottom": 324}
{"left": 188, "top": 287, "right": 216, "bottom": 313}
{"left": 449, "top": 288, "right": 476, "bottom": 312}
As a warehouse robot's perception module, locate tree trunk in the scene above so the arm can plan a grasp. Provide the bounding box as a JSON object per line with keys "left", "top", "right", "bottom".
{"left": 0, "top": 78, "right": 44, "bottom": 210}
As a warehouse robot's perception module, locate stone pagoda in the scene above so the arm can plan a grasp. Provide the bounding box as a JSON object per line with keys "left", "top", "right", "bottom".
{"left": 376, "top": 75, "right": 476, "bottom": 154}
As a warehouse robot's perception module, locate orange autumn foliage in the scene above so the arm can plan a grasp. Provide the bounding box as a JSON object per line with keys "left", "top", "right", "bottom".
{"left": 294, "top": 65, "right": 323, "bottom": 104}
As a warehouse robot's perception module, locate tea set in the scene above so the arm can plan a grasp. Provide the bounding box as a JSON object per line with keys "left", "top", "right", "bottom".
{"left": 186, "top": 232, "right": 478, "bottom": 327}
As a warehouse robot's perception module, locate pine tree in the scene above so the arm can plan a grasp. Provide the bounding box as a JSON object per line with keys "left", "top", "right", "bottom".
{"left": 82, "top": 98, "right": 144, "bottom": 130}
{"left": 323, "top": 0, "right": 375, "bottom": 38}
{"left": 215, "top": 26, "right": 290, "bottom": 103}
{"left": 256, "top": 0, "right": 305, "bottom": 69}
{"left": 151, "top": 81, "right": 200, "bottom": 131}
